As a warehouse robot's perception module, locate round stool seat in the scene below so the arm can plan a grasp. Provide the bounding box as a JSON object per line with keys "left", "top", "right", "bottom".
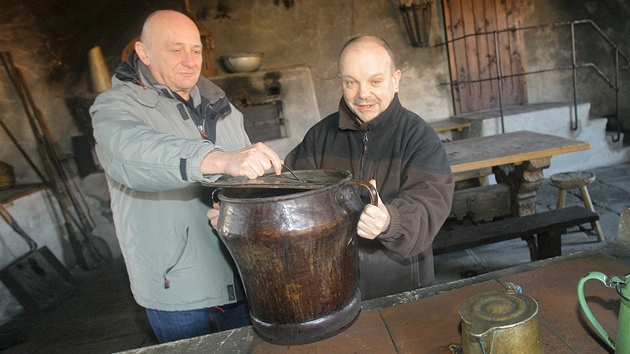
{"left": 550, "top": 171, "right": 596, "bottom": 189}
{"left": 549, "top": 171, "right": 604, "bottom": 242}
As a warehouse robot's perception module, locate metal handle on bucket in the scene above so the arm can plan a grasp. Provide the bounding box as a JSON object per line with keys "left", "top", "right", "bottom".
{"left": 348, "top": 180, "right": 378, "bottom": 207}
{"left": 211, "top": 188, "right": 223, "bottom": 204}
{"left": 577, "top": 271, "right": 618, "bottom": 351}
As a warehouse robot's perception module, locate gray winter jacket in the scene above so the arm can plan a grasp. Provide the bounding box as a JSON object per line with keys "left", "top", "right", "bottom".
{"left": 90, "top": 53, "right": 250, "bottom": 311}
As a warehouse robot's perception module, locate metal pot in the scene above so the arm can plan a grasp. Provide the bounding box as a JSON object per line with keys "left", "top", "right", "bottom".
{"left": 459, "top": 283, "right": 542, "bottom": 354}
{"left": 220, "top": 53, "right": 263, "bottom": 73}
{"left": 578, "top": 272, "right": 630, "bottom": 353}
{"left": 215, "top": 169, "right": 376, "bottom": 345}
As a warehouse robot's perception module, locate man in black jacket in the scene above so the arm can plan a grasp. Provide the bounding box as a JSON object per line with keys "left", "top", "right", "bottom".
{"left": 285, "top": 36, "right": 454, "bottom": 300}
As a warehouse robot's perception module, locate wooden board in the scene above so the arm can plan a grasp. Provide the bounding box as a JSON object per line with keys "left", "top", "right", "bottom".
{"left": 450, "top": 183, "right": 511, "bottom": 221}
{"left": 429, "top": 118, "right": 471, "bottom": 133}
{"left": 444, "top": 130, "right": 590, "bottom": 174}
{"left": 442, "top": 0, "right": 527, "bottom": 114}
{"left": 434, "top": 205, "right": 599, "bottom": 257}
{"left": 0, "top": 246, "right": 74, "bottom": 313}
{"left": 0, "top": 184, "right": 45, "bottom": 204}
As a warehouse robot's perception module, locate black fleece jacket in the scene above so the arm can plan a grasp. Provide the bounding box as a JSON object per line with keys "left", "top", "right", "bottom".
{"left": 285, "top": 94, "right": 454, "bottom": 260}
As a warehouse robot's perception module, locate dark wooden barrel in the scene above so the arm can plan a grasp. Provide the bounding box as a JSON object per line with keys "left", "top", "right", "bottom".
{"left": 216, "top": 170, "right": 375, "bottom": 344}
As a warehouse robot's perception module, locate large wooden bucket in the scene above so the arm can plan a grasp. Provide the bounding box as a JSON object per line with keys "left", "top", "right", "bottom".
{"left": 215, "top": 169, "right": 375, "bottom": 344}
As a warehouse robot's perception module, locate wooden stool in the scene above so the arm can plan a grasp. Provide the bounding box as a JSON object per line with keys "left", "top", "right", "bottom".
{"left": 550, "top": 171, "right": 604, "bottom": 242}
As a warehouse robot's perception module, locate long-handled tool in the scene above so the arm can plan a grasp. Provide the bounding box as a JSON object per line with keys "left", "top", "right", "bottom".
{"left": 0, "top": 115, "right": 108, "bottom": 268}
{"left": 0, "top": 115, "right": 93, "bottom": 262}
{"left": 0, "top": 115, "right": 47, "bottom": 182}
{"left": 0, "top": 51, "right": 111, "bottom": 270}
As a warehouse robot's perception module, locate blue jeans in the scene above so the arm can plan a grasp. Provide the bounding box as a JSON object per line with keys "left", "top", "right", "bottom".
{"left": 145, "top": 301, "right": 252, "bottom": 343}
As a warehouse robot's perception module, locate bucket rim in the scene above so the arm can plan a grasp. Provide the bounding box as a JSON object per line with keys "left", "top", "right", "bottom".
{"left": 215, "top": 169, "right": 353, "bottom": 202}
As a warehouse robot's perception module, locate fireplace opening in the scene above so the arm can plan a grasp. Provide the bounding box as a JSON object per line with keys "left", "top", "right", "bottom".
{"left": 241, "top": 100, "right": 286, "bottom": 143}
{"left": 215, "top": 71, "right": 287, "bottom": 143}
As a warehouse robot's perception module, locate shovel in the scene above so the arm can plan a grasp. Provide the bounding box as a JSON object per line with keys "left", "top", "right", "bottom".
{"left": 0, "top": 203, "right": 74, "bottom": 312}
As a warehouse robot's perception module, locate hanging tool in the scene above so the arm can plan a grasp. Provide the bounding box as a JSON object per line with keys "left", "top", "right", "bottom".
{"left": 0, "top": 51, "right": 111, "bottom": 270}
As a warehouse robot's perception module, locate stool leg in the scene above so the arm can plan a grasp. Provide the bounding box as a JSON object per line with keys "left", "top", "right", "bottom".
{"left": 556, "top": 189, "right": 567, "bottom": 209}
{"left": 579, "top": 186, "right": 605, "bottom": 242}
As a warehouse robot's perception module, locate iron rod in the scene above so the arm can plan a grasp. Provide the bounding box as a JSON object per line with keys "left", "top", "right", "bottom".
{"left": 493, "top": 31, "right": 505, "bottom": 134}
{"left": 571, "top": 22, "right": 579, "bottom": 130}
{"left": 614, "top": 50, "right": 621, "bottom": 143}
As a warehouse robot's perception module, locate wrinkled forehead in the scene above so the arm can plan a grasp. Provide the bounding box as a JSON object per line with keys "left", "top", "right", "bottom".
{"left": 339, "top": 45, "right": 395, "bottom": 77}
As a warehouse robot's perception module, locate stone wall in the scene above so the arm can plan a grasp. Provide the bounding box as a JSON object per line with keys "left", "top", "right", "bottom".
{"left": 0, "top": 0, "right": 79, "bottom": 184}
{"left": 2, "top": 0, "right": 629, "bottom": 184}
{"left": 520, "top": 0, "right": 630, "bottom": 120}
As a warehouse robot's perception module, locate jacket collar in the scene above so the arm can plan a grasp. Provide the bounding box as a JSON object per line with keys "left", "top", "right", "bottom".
{"left": 338, "top": 93, "right": 401, "bottom": 132}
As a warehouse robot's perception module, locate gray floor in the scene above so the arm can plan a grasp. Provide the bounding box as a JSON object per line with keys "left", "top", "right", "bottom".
{"left": 1, "top": 162, "right": 629, "bottom": 354}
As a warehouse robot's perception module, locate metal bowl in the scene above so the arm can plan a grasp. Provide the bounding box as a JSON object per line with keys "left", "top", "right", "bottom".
{"left": 221, "top": 53, "right": 263, "bottom": 73}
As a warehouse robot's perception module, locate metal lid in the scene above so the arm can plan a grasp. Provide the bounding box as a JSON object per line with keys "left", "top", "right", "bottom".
{"left": 612, "top": 273, "right": 630, "bottom": 302}
{"left": 201, "top": 168, "right": 351, "bottom": 189}
{"left": 458, "top": 284, "right": 538, "bottom": 338}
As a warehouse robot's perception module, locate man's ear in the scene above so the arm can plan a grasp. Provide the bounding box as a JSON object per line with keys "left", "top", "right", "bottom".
{"left": 392, "top": 69, "right": 402, "bottom": 93}
{"left": 135, "top": 41, "right": 150, "bottom": 66}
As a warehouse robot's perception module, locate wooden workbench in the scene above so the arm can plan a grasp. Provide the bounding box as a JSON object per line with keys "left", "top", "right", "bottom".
{"left": 443, "top": 130, "right": 590, "bottom": 216}
{"left": 119, "top": 244, "right": 628, "bottom": 354}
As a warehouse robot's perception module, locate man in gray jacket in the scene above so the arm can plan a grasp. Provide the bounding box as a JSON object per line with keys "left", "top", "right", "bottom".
{"left": 90, "top": 10, "right": 283, "bottom": 343}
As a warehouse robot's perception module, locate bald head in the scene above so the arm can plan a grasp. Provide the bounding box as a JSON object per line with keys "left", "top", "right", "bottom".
{"left": 140, "top": 10, "right": 199, "bottom": 50}
{"left": 135, "top": 10, "right": 203, "bottom": 99}
{"left": 337, "top": 36, "right": 401, "bottom": 122}
{"left": 338, "top": 36, "right": 397, "bottom": 74}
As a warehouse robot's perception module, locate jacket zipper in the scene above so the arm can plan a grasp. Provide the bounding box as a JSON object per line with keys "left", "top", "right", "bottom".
{"left": 163, "top": 269, "right": 173, "bottom": 289}
{"left": 359, "top": 130, "right": 369, "bottom": 180}
{"left": 162, "top": 227, "right": 189, "bottom": 289}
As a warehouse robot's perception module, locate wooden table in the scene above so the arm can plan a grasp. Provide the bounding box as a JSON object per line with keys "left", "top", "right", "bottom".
{"left": 121, "top": 245, "right": 629, "bottom": 354}
{"left": 443, "top": 130, "right": 590, "bottom": 217}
